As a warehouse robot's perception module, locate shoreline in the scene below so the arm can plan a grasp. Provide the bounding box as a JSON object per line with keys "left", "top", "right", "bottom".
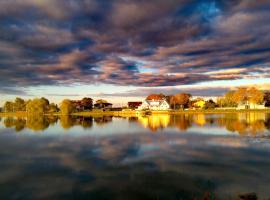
{"left": 1, "top": 109, "right": 270, "bottom": 117}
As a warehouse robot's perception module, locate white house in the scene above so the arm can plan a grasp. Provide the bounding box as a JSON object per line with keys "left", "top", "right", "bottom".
{"left": 237, "top": 101, "right": 266, "bottom": 110}
{"left": 137, "top": 99, "right": 170, "bottom": 111}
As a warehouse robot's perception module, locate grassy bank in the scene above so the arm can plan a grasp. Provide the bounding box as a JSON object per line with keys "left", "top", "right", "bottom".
{"left": 0, "top": 112, "right": 28, "bottom": 117}
{"left": 71, "top": 109, "right": 270, "bottom": 116}
{"left": 1, "top": 108, "right": 270, "bottom": 117}
{"left": 171, "top": 109, "right": 270, "bottom": 114}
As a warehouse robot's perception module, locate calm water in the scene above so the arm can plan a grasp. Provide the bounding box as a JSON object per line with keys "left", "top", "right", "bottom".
{"left": 0, "top": 113, "right": 270, "bottom": 199}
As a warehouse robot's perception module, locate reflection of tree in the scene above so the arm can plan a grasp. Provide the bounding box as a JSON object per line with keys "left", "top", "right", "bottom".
{"left": 4, "top": 117, "right": 26, "bottom": 132}
{"left": 94, "top": 116, "right": 113, "bottom": 126}
{"left": 128, "top": 117, "right": 139, "bottom": 122}
{"left": 217, "top": 113, "right": 268, "bottom": 135}
{"left": 59, "top": 116, "right": 94, "bottom": 129}
{"left": 4, "top": 117, "right": 15, "bottom": 128}
{"left": 26, "top": 115, "right": 50, "bottom": 131}
{"left": 46, "top": 115, "right": 58, "bottom": 125}
{"left": 81, "top": 117, "right": 93, "bottom": 129}
{"left": 14, "top": 118, "right": 26, "bottom": 132}
{"left": 169, "top": 115, "right": 192, "bottom": 131}
{"left": 60, "top": 115, "right": 76, "bottom": 130}
{"left": 265, "top": 115, "right": 270, "bottom": 131}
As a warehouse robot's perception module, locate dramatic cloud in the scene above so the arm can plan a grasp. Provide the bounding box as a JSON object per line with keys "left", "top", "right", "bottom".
{"left": 0, "top": 0, "right": 270, "bottom": 96}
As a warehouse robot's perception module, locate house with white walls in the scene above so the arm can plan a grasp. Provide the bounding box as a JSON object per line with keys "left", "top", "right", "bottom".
{"left": 138, "top": 99, "right": 170, "bottom": 111}
{"left": 237, "top": 101, "right": 265, "bottom": 110}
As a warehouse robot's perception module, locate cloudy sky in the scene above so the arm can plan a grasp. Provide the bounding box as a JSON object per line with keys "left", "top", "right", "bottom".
{"left": 0, "top": 0, "right": 270, "bottom": 105}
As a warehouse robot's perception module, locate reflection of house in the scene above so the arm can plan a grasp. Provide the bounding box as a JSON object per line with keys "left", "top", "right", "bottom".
{"left": 237, "top": 102, "right": 265, "bottom": 110}
{"left": 94, "top": 102, "right": 113, "bottom": 109}
{"left": 128, "top": 102, "right": 142, "bottom": 109}
{"left": 94, "top": 116, "right": 113, "bottom": 125}
{"left": 71, "top": 101, "right": 84, "bottom": 111}
{"left": 137, "top": 115, "right": 170, "bottom": 131}
{"left": 193, "top": 114, "right": 206, "bottom": 126}
{"left": 138, "top": 99, "right": 170, "bottom": 110}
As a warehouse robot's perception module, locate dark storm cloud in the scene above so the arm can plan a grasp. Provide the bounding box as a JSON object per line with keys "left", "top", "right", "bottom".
{"left": 0, "top": 0, "right": 270, "bottom": 95}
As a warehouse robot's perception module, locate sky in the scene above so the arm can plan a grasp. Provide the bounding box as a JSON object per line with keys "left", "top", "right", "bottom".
{"left": 0, "top": 0, "right": 270, "bottom": 106}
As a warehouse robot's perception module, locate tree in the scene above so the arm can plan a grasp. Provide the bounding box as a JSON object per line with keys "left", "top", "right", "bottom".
{"left": 96, "top": 99, "right": 108, "bottom": 104}
{"left": 204, "top": 99, "right": 216, "bottom": 109}
{"left": 26, "top": 98, "right": 49, "bottom": 114}
{"left": 248, "top": 87, "right": 264, "bottom": 105}
{"left": 232, "top": 87, "right": 249, "bottom": 104}
{"left": 14, "top": 97, "right": 26, "bottom": 111}
{"left": 224, "top": 91, "right": 237, "bottom": 107}
{"left": 169, "top": 95, "right": 177, "bottom": 109}
{"left": 40, "top": 97, "right": 50, "bottom": 111}
{"left": 48, "top": 103, "right": 59, "bottom": 113}
{"left": 146, "top": 93, "right": 165, "bottom": 101}
{"left": 3, "top": 101, "right": 14, "bottom": 112}
{"left": 264, "top": 91, "right": 270, "bottom": 107}
{"left": 172, "top": 93, "right": 191, "bottom": 109}
{"left": 216, "top": 97, "right": 225, "bottom": 108}
{"left": 81, "top": 98, "right": 93, "bottom": 110}
{"left": 60, "top": 99, "right": 75, "bottom": 115}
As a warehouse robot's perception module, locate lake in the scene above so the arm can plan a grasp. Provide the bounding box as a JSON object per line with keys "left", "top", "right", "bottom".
{"left": 0, "top": 112, "right": 270, "bottom": 199}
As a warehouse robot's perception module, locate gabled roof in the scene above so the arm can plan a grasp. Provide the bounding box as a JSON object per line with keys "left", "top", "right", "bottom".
{"left": 145, "top": 99, "right": 169, "bottom": 106}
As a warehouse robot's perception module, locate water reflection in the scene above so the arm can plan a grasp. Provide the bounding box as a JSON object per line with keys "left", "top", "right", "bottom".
{"left": 1, "top": 113, "right": 270, "bottom": 135}
{"left": 0, "top": 133, "right": 270, "bottom": 199}
{"left": 1, "top": 114, "right": 270, "bottom": 199}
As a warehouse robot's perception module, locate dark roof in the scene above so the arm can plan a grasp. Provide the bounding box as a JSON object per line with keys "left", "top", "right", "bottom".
{"left": 94, "top": 102, "right": 112, "bottom": 106}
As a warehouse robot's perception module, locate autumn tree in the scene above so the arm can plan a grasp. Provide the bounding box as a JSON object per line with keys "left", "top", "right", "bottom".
{"left": 26, "top": 98, "right": 50, "bottom": 114}
{"left": 3, "top": 101, "right": 14, "bottom": 112}
{"left": 60, "top": 99, "right": 75, "bottom": 115}
{"left": 146, "top": 93, "right": 166, "bottom": 101}
{"left": 232, "top": 87, "right": 264, "bottom": 105}
{"left": 14, "top": 97, "right": 26, "bottom": 111}
{"left": 224, "top": 91, "right": 237, "bottom": 107}
{"left": 248, "top": 87, "right": 264, "bottom": 105}
{"left": 173, "top": 93, "right": 191, "bottom": 109}
{"left": 204, "top": 99, "right": 216, "bottom": 109}
{"left": 48, "top": 103, "right": 59, "bottom": 113}
{"left": 96, "top": 99, "right": 108, "bottom": 104}
{"left": 232, "top": 87, "right": 249, "bottom": 104}
{"left": 264, "top": 91, "right": 270, "bottom": 107}
{"left": 81, "top": 98, "right": 93, "bottom": 110}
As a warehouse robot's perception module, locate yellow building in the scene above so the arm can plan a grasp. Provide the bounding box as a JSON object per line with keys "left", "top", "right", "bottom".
{"left": 194, "top": 100, "right": 206, "bottom": 109}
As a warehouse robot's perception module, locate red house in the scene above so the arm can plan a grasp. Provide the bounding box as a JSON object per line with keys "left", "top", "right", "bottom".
{"left": 128, "top": 102, "right": 142, "bottom": 109}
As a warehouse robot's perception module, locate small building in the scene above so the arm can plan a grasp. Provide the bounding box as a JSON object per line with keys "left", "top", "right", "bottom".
{"left": 71, "top": 101, "right": 84, "bottom": 111}
{"left": 193, "top": 99, "right": 206, "bottom": 109}
{"left": 71, "top": 98, "right": 93, "bottom": 112}
{"left": 94, "top": 102, "right": 113, "bottom": 109}
{"left": 128, "top": 102, "right": 142, "bottom": 109}
{"left": 138, "top": 99, "right": 170, "bottom": 111}
{"left": 237, "top": 102, "right": 265, "bottom": 110}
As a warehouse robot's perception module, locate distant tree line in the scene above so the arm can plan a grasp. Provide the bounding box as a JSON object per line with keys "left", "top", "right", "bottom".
{"left": 2, "top": 87, "right": 269, "bottom": 114}
{"left": 145, "top": 87, "right": 270, "bottom": 110}
{"left": 217, "top": 87, "right": 268, "bottom": 108}
{"left": 146, "top": 93, "right": 217, "bottom": 109}
{"left": 3, "top": 97, "right": 59, "bottom": 114}
{"left": 1, "top": 97, "right": 113, "bottom": 115}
